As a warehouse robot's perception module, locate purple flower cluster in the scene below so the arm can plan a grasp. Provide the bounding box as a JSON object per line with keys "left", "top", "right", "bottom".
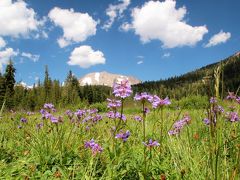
{"left": 203, "top": 118, "right": 210, "bottom": 125}
{"left": 113, "top": 80, "right": 132, "bottom": 99}
{"left": 151, "top": 95, "right": 171, "bottom": 108}
{"left": 20, "top": 118, "right": 28, "bottom": 123}
{"left": 107, "top": 111, "right": 126, "bottom": 121}
{"left": 133, "top": 115, "right": 142, "bottom": 122}
{"left": 75, "top": 109, "right": 86, "bottom": 119}
{"left": 143, "top": 139, "right": 160, "bottom": 148}
{"left": 115, "top": 130, "right": 130, "bottom": 142}
{"left": 134, "top": 92, "right": 153, "bottom": 102}
{"left": 107, "top": 98, "right": 121, "bottom": 109}
{"left": 65, "top": 110, "right": 73, "bottom": 119}
{"left": 44, "top": 103, "right": 55, "bottom": 110}
{"left": 226, "top": 112, "right": 239, "bottom": 122}
{"left": 83, "top": 113, "right": 102, "bottom": 124}
{"left": 213, "top": 105, "right": 224, "bottom": 113}
{"left": 210, "top": 97, "right": 217, "bottom": 104}
{"left": 169, "top": 115, "right": 191, "bottom": 135}
{"left": 226, "top": 92, "right": 236, "bottom": 100}
{"left": 84, "top": 139, "right": 103, "bottom": 155}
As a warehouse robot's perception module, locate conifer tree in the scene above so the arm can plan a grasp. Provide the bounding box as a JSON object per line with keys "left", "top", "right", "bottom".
{"left": 4, "top": 60, "right": 16, "bottom": 109}
{"left": 43, "top": 65, "right": 51, "bottom": 102}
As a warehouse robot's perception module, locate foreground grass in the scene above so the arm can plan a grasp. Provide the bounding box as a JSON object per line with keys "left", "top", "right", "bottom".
{"left": 0, "top": 102, "right": 239, "bottom": 179}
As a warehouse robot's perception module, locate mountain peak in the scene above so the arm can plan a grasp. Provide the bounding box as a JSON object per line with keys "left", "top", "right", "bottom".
{"left": 233, "top": 51, "right": 240, "bottom": 57}
{"left": 79, "top": 71, "right": 141, "bottom": 86}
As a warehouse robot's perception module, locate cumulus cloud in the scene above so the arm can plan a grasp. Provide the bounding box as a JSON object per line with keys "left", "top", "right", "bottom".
{"left": 48, "top": 7, "right": 98, "bottom": 48}
{"left": 137, "top": 60, "right": 143, "bottom": 65}
{"left": 103, "top": 0, "right": 131, "bottom": 30}
{"left": 0, "top": 0, "right": 44, "bottom": 38}
{"left": 0, "top": 37, "right": 6, "bottom": 49}
{"left": 204, "top": 31, "right": 231, "bottom": 48}
{"left": 68, "top": 45, "right": 105, "bottom": 68}
{"left": 123, "top": 0, "right": 208, "bottom": 48}
{"left": 21, "top": 52, "right": 40, "bottom": 62}
{"left": 0, "top": 48, "right": 18, "bottom": 71}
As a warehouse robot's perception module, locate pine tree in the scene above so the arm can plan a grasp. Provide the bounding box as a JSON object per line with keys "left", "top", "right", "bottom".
{"left": 4, "top": 60, "right": 16, "bottom": 109}
{"left": 43, "top": 65, "right": 52, "bottom": 102}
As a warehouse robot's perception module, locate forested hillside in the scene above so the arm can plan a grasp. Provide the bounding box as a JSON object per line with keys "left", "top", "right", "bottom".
{"left": 133, "top": 53, "right": 240, "bottom": 99}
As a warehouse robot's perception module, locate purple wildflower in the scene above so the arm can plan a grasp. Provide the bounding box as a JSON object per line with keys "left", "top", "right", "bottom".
{"left": 84, "top": 139, "right": 103, "bottom": 155}
{"left": 236, "top": 97, "right": 240, "bottom": 104}
{"left": 115, "top": 130, "right": 130, "bottom": 142}
{"left": 169, "top": 115, "right": 191, "bottom": 135}
{"left": 226, "top": 92, "right": 236, "bottom": 100}
{"left": 134, "top": 92, "right": 153, "bottom": 102}
{"left": 87, "top": 109, "right": 98, "bottom": 114}
{"left": 203, "top": 117, "right": 217, "bottom": 126}
{"left": 20, "top": 118, "right": 28, "bottom": 123}
{"left": 18, "top": 125, "right": 22, "bottom": 129}
{"left": 226, "top": 112, "right": 239, "bottom": 122}
{"left": 65, "top": 110, "right": 73, "bottom": 119}
{"left": 40, "top": 109, "right": 45, "bottom": 116}
{"left": 151, "top": 95, "right": 171, "bottom": 108}
{"left": 203, "top": 118, "right": 210, "bottom": 125}
{"left": 144, "top": 107, "right": 150, "bottom": 114}
{"left": 45, "top": 112, "right": 53, "bottom": 119}
{"left": 75, "top": 109, "right": 86, "bottom": 119}
{"left": 214, "top": 105, "right": 224, "bottom": 113}
{"left": 113, "top": 80, "right": 132, "bottom": 99}
{"left": 210, "top": 97, "right": 217, "bottom": 104}
{"left": 143, "top": 139, "right": 160, "bottom": 148}
{"left": 44, "top": 103, "right": 55, "bottom": 109}
{"left": 107, "top": 98, "right": 121, "bottom": 109}
{"left": 107, "top": 111, "right": 126, "bottom": 121}
{"left": 92, "top": 114, "right": 102, "bottom": 123}
{"left": 133, "top": 115, "right": 142, "bottom": 122}
{"left": 50, "top": 116, "right": 58, "bottom": 123}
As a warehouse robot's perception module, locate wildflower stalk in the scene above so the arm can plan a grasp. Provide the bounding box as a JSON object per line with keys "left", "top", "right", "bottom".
{"left": 160, "top": 107, "right": 164, "bottom": 147}
{"left": 142, "top": 101, "right": 147, "bottom": 179}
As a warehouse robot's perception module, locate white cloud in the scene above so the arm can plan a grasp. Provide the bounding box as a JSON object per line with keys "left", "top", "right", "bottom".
{"left": 0, "top": 0, "right": 44, "bottom": 38}
{"left": 137, "top": 55, "right": 144, "bottom": 59}
{"left": 21, "top": 52, "right": 40, "bottom": 62}
{"left": 120, "top": 22, "right": 132, "bottom": 31}
{"left": 0, "top": 48, "right": 18, "bottom": 71}
{"left": 137, "top": 60, "right": 143, "bottom": 65}
{"left": 103, "top": 0, "right": 131, "bottom": 30}
{"left": 68, "top": 45, "right": 105, "bottom": 68}
{"left": 162, "top": 52, "right": 170, "bottom": 58}
{"left": 123, "top": 0, "right": 208, "bottom": 48}
{"left": 0, "top": 37, "right": 6, "bottom": 49}
{"left": 48, "top": 7, "right": 98, "bottom": 48}
{"left": 204, "top": 31, "right": 231, "bottom": 48}
{"left": 57, "top": 37, "right": 70, "bottom": 48}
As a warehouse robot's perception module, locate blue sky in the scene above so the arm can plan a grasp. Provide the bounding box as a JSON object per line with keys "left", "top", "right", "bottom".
{"left": 0, "top": 0, "right": 239, "bottom": 86}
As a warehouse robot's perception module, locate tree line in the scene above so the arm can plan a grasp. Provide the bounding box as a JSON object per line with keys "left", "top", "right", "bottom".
{"left": 0, "top": 62, "right": 111, "bottom": 111}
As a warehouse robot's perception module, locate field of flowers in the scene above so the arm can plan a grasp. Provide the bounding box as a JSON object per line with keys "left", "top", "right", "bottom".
{"left": 0, "top": 80, "right": 240, "bottom": 179}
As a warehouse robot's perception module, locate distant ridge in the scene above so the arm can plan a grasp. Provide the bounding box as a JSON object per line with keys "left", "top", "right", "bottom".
{"left": 133, "top": 51, "right": 240, "bottom": 97}
{"left": 79, "top": 71, "right": 141, "bottom": 87}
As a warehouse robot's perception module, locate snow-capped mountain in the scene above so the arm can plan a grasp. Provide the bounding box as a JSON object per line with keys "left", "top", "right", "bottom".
{"left": 79, "top": 71, "right": 141, "bottom": 86}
